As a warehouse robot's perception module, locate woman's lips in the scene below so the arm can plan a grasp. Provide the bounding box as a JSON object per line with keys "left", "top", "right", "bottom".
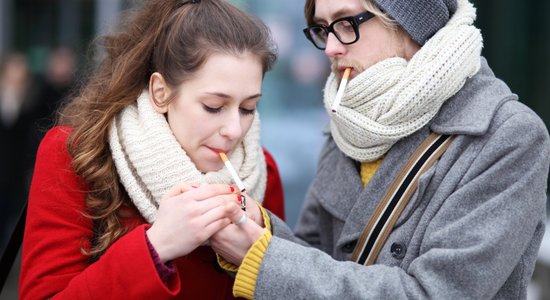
{"left": 208, "top": 146, "right": 229, "bottom": 155}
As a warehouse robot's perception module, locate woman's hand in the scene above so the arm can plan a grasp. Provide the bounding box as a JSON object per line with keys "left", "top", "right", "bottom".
{"left": 146, "top": 183, "right": 236, "bottom": 263}
{"left": 210, "top": 202, "right": 265, "bottom": 265}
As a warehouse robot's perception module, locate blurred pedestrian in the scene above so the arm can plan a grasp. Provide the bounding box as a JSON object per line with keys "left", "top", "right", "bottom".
{"left": 35, "top": 46, "right": 77, "bottom": 130}
{"left": 0, "top": 53, "right": 38, "bottom": 252}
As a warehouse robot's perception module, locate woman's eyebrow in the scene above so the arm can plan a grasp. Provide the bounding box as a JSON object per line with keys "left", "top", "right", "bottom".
{"left": 203, "top": 92, "right": 262, "bottom": 101}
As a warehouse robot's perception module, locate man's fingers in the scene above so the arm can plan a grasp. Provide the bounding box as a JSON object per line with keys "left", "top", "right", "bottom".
{"left": 224, "top": 202, "right": 247, "bottom": 224}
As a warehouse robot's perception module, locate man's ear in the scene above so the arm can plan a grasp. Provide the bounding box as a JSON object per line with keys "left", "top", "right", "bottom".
{"left": 149, "top": 72, "right": 171, "bottom": 114}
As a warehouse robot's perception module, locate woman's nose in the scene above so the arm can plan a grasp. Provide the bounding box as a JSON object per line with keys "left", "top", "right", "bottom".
{"left": 219, "top": 113, "right": 243, "bottom": 140}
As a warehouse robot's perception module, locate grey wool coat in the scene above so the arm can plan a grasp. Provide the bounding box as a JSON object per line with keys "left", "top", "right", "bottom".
{"left": 257, "top": 58, "right": 550, "bottom": 299}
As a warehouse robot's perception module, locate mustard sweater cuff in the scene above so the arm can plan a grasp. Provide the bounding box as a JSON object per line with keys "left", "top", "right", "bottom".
{"left": 258, "top": 202, "right": 272, "bottom": 232}
{"left": 233, "top": 228, "right": 272, "bottom": 299}
{"left": 217, "top": 201, "right": 272, "bottom": 273}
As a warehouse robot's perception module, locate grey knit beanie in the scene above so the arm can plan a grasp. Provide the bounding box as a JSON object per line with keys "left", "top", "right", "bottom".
{"left": 373, "top": 0, "right": 458, "bottom": 45}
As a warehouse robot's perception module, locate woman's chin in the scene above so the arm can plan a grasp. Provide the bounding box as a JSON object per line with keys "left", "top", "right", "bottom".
{"left": 195, "top": 161, "right": 224, "bottom": 173}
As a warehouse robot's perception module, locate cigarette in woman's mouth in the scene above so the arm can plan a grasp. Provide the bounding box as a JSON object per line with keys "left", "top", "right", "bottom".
{"left": 219, "top": 152, "right": 246, "bottom": 193}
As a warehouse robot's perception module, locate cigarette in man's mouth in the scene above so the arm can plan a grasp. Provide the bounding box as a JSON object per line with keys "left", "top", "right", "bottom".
{"left": 331, "top": 67, "right": 351, "bottom": 113}
{"left": 219, "top": 152, "right": 246, "bottom": 193}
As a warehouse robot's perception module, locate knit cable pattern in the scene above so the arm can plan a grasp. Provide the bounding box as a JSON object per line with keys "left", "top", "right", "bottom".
{"left": 324, "top": 0, "right": 482, "bottom": 162}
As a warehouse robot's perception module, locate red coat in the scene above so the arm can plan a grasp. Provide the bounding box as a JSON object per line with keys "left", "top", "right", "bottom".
{"left": 19, "top": 126, "right": 285, "bottom": 299}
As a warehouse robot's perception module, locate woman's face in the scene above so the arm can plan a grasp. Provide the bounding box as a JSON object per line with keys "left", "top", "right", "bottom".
{"left": 313, "top": 0, "right": 418, "bottom": 80}
{"left": 150, "top": 52, "right": 263, "bottom": 173}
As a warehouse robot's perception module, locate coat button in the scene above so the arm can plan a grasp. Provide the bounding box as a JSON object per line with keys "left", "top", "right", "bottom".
{"left": 390, "top": 242, "right": 406, "bottom": 259}
{"left": 342, "top": 241, "right": 356, "bottom": 253}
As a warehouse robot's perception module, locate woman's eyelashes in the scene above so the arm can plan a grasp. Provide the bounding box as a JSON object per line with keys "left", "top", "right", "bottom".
{"left": 239, "top": 107, "right": 255, "bottom": 115}
{"left": 202, "top": 104, "right": 255, "bottom": 115}
{"left": 202, "top": 104, "right": 222, "bottom": 114}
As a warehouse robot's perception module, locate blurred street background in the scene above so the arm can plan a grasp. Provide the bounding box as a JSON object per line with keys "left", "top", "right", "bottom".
{"left": 0, "top": 0, "right": 549, "bottom": 299}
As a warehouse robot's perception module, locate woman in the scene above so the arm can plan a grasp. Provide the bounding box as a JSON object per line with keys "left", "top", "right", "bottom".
{"left": 19, "top": 0, "right": 283, "bottom": 299}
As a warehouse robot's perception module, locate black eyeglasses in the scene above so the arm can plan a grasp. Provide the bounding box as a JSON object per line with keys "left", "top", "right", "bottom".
{"left": 303, "top": 11, "right": 375, "bottom": 50}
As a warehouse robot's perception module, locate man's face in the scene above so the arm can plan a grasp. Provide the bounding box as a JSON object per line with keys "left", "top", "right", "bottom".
{"left": 313, "top": 0, "right": 406, "bottom": 80}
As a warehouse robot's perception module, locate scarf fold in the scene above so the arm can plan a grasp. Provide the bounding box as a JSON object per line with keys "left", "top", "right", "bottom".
{"left": 323, "top": 0, "right": 482, "bottom": 162}
{"left": 109, "top": 91, "right": 266, "bottom": 223}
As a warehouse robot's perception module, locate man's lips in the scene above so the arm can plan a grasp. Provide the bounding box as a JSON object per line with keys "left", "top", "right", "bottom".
{"left": 337, "top": 66, "right": 352, "bottom": 72}
{"left": 336, "top": 67, "right": 354, "bottom": 79}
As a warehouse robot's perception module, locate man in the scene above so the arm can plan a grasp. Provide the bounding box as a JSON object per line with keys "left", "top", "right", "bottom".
{"left": 211, "top": 0, "right": 550, "bottom": 298}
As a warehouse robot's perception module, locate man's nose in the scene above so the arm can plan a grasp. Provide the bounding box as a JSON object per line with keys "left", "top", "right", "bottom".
{"left": 324, "top": 33, "right": 345, "bottom": 58}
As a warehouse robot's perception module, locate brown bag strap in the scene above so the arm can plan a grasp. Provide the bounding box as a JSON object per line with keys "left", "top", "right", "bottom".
{"left": 351, "top": 133, "right": 454, "bottom": 265}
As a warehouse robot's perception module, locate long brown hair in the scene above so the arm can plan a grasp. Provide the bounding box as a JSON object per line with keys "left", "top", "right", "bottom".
{"left": 58, "top": 0, "right": 277, "bottom": 258}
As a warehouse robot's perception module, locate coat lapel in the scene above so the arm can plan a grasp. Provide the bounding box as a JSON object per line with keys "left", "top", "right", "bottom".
{"left": 313, "top": 146, "right": 363, "bottom": 222}
{"left": 334, "top": 129, "right": 430, "bottom": 248}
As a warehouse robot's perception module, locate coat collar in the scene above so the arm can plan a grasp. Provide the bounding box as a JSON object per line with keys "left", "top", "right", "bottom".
{"left": 334, "top": 129, "right": 429, "bottom": 248}
{"left": 430, "top": 57, "right": 517, "bottom": 136}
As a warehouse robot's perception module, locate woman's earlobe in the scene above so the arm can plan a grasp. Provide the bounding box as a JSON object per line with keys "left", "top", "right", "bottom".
{"left": 149, "top": 72, "right": 169, "bottom": 113}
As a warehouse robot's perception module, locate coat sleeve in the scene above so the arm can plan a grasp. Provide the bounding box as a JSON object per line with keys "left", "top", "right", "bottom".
{"left": 253, "top": 106, "right": 550, "bottom": 299}
{"left": 261, "top": 148, "right": 285, "bottom": 221}
{"left": 19, "top": 127, "right": 181, "bottom": 300}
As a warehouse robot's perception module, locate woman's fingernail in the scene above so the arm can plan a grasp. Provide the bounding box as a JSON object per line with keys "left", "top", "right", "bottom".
{"left": 230, "top": 186, "right": 235, "bottom": 193}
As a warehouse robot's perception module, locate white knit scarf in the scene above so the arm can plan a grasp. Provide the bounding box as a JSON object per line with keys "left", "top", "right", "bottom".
{"left": 108, "top": 91, "right": 266, "bottom": 223}
{"left": 323, "top": 0, "right": 482, "bottom": 162}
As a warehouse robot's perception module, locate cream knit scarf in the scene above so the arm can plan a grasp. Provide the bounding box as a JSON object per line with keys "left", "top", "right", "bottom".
{"left": 108, "top": 91, "right": 266, "bottom": 223}
{"left": 323, "top": 0, "right": 482, "bottom": 162}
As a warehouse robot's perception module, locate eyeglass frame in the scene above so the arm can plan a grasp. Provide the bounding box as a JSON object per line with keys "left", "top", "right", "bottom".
{"left": 303, "top": 11, "right": 375, "bottom": 50}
